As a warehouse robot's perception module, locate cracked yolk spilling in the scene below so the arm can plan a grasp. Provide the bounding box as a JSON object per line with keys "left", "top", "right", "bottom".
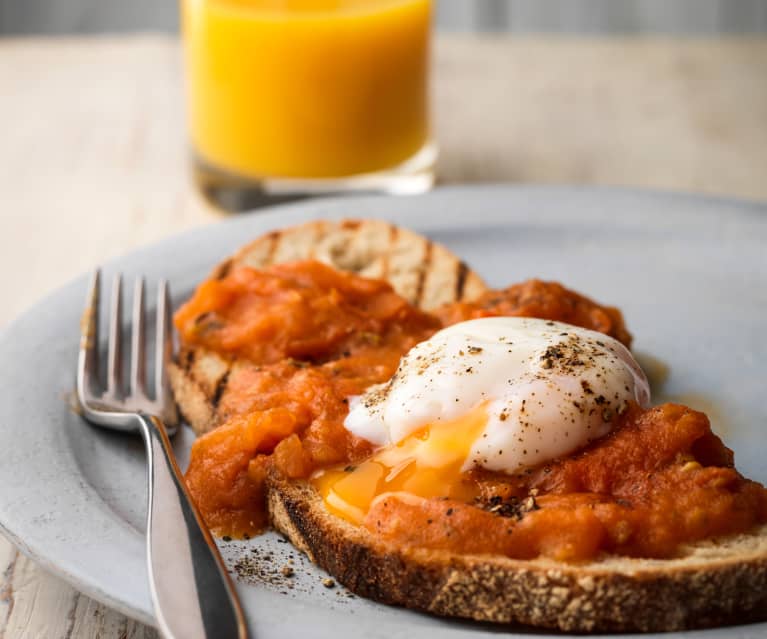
{"left": 312, "top": 317, "right": 651, "bottom": 526}
{"left": 312, "top": 404, "right": 488, "bottom": 524}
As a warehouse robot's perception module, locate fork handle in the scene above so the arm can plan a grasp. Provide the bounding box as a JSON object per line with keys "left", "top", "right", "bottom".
{"left": 137, "top": 414, "right": 249, "bottom": 639}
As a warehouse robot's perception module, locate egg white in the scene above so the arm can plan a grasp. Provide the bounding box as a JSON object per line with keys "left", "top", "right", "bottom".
{"left": 344, "top": 317, "right": 651, "bottom": 475}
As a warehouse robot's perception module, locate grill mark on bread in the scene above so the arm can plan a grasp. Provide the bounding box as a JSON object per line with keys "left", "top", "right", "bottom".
{"left": 414, "top": 240, "right": 433, "bottom": 308}
{"left": 456, "top": 261, "right": 469, "bottom": 301}
{"left": 213, "top": 258, "right": 233, "bottom": 280}
{"left": 211, "top": 369, "right": 231, "bottom": 408}
{"left": 382, "top": 225, "right": 398, "bottom": 280}
{"left": 266, "top": 231, "right": 280, "bottom": 264}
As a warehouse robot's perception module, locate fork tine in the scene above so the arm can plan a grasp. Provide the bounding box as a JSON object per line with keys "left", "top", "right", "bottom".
{"left": 78, "top": 269, "right": 101, "bottom": 398}
{"left": 155, "top": 279, "right": 173, "bottom": 403}
{"left": 130, "top": 277, "right": 146, "bottom": 396}
{"left": 106, "top": 274, "right": 123, "bottom": 397}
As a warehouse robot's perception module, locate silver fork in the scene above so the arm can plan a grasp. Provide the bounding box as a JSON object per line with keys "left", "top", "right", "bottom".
{"left": 77, "top": 270, "right": 249, "bottom": 639}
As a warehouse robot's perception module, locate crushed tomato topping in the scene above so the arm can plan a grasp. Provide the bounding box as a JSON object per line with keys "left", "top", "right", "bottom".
{"left": 178, "top": 260, "right": 767, "bottom": 558}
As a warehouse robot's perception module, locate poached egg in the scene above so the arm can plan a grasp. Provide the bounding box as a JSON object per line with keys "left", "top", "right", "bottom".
{"left": 313, "top": 317, "right": 651, "bottom": 523}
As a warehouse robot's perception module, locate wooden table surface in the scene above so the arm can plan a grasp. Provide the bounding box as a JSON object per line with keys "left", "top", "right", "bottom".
{"left": 1, "top": 34, "right": 765, "bottom": 638}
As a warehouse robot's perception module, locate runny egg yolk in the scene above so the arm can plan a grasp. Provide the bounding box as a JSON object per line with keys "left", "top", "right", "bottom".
{"left": 313, "top": 317, "right": 650, "bottom": 525}
{"left": 311, "top": 404, "right": 488, "bottom": 524}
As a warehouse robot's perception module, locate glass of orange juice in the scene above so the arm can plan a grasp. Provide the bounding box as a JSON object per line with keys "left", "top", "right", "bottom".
{"left": 181, "top": 0, "right": 435, "bottom": 208}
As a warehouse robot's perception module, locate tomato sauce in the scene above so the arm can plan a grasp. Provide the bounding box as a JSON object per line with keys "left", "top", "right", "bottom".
{"left": 437, "top": 279, "right": 632, "bottom": 347}
{"left": 178, "top": 260, "right": 767, "bottom": 556}
{"left": 175, "top": 260, "right": 440, "bottom": 365}
{"left": 366, "top": 404, "right": 767, "bottom": 560}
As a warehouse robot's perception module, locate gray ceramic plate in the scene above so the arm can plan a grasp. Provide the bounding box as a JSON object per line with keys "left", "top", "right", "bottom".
{"left": 1, "top": 186, "right": 766, "bottom": 638}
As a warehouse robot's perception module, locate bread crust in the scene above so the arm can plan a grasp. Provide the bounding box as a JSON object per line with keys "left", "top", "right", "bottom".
{"left": 170, "top": 219, "right": 488, "bottom": 435}
{"left": 267, "top": 474, "right": 767, "bottom": 633}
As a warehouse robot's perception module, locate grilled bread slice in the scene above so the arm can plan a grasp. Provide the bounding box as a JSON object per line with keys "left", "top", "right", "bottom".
{"left": 174, "top": 220, "right": 767, "bottom": 632}
{"left": 267, "top": 473, "right": 767, "bottom": 633}
{"left": 169, "top": 219, "right": 488, "bottom": 435}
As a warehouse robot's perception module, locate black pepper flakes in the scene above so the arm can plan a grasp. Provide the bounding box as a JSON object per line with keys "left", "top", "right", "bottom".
{"left": 476, "top": 493, "right": 540, "bottom": 521}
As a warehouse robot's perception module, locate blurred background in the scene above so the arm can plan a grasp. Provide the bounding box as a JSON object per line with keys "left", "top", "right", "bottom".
{"left": 2, "top": 0, "right": 767, "bottom": 34}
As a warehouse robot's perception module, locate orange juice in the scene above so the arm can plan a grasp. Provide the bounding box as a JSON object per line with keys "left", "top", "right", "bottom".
{"left": 182, "top": 0, "right": 432, "bottom": 180}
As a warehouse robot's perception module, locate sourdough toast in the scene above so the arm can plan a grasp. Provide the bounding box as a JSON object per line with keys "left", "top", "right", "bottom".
{"left": 173, "top": 220, "right": 767, "bottom": 632}
{"left": 169, "top": 219, "right": 488, "bottom": 435}
{"left": 267, "top": 473, "right": 767, "bottom": 633}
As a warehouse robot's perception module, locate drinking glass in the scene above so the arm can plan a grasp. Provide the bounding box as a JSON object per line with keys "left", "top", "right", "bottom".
{"left": 181, "top": 0, "right": 435, "bottom": 209}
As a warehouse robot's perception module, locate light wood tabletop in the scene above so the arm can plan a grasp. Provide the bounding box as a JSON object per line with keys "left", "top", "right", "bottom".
{"left": 0, "top": 34, "right": 765, "bottom": 639}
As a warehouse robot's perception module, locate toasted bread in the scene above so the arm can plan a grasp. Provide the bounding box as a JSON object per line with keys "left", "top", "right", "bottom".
{"left": 174, "top": 220, "right": 767, "bottom": 632}
{"left": 169, "top": 219, "right": 488, "bottom": 435}
{"left": 267, "top": 473, "right": 767, "bottom": 633}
